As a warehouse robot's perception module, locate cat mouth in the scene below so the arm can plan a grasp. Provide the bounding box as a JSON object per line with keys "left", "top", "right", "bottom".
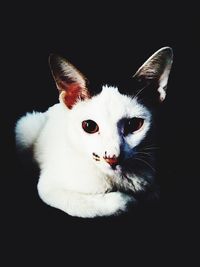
{"left": 103, "top": 156, "right": 119, "bottom": 168}
{"left": 92, "top": 152, "right": 120, "bottom": 169}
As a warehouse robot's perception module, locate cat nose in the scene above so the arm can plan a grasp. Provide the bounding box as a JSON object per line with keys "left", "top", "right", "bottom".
{"left": 103, "top": 154, "right": 119, "bottom": 167}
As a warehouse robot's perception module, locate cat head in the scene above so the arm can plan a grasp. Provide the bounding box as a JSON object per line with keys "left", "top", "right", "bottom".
{"left": 49, "top": 47, "right": 173, "bottom": 175}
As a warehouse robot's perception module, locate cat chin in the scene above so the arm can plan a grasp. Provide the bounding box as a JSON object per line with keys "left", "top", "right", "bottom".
{"left": 97, "top": 164, "right": 122, "bottom": 176}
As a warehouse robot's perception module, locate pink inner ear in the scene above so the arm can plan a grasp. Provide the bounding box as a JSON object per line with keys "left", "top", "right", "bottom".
{"left": 59, "top": 82, "right": 89, "bottom": 109}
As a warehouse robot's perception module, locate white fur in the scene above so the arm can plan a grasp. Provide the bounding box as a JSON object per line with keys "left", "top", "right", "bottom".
{"left": 16, "top": 111, "right": 47, "bottom": 149}
{"left": 16, "top": 86, "right": 151, "bottom": 218}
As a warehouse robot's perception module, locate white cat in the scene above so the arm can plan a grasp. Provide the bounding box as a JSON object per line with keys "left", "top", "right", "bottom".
{"left": 15, "top": 47, "right": 173, "bottom": 218}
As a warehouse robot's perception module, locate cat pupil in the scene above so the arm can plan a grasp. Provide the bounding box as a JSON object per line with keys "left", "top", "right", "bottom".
{"left": 82, "top": 120, "right": 99, "bottom": 134}
{"left": 123, "top": 118, "right": 144, "bottom": 136}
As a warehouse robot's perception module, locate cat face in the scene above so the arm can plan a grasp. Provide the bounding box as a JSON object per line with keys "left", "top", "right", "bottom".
{"left": 66, "top": 85, "right": 151, "bottom": 175}
{"left": 49, "top": 47, "right": 173, "bottom": 175}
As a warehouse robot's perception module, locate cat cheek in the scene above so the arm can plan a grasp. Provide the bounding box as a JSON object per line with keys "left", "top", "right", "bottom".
{"left": 92, "top": 152, "right": 100, "bottom": 162}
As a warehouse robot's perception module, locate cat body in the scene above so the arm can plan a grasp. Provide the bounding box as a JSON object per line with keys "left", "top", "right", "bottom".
{"left": 15, "top": 47, "right": 173, "bottom": 218}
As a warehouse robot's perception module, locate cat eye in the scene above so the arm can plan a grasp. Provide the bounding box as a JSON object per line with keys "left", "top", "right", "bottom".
{"left": 123, "top": 118, "right": 144, "bottom": 136}
{"left": 82, "top": 120, "right": 99, "bottom": 134}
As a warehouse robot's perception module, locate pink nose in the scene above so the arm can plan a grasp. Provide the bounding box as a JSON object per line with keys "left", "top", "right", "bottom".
{"left": 104, "top": 156, "right": 119, "bottom": 167}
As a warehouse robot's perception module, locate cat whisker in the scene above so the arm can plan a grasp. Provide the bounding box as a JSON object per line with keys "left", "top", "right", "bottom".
{"left": 93, "top": 157, "right": 100, "bottom": 161}
{"left": 141, "top": 147, "right": 160, "bottom": 151}
{"left": 134, "top": 157, "right": 156, "bottom": 172}
{"left": 135, "top": 151, "right": 152, "bottom": 156}
{"left": 92, "top": 153, "right": 100, "bottom": 161}
{"left": 132, "top": 85, "right": 149, "bottom": 101}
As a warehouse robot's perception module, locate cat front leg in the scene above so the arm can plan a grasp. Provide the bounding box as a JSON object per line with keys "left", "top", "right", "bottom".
{"left": 37, "top": 180, "right": 136, "bottom": 218}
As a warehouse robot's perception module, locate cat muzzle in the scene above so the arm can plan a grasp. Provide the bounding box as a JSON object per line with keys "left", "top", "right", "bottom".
{"left": 103, "top": 155, "right": 119, "bottom": 167}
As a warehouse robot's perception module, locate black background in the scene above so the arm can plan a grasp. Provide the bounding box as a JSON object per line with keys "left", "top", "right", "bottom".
{"left": 2, "top": 3, "right": 198, "bottom": 265}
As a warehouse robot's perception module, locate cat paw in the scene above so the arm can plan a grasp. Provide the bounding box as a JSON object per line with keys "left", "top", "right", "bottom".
{"left": 104, "top": 192, "right": 136, "bottom": 216}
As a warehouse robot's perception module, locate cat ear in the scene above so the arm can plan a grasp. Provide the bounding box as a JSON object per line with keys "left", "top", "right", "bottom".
{"left": 133, "top": 47, "right": 173, "bottom": 102}
{"left": 49, "top": 54, "right": 90, "bottom": 109}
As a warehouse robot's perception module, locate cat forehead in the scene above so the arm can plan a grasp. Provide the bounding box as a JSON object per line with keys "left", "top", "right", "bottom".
{"left": 73, "top": 85, "right": 150, "bottom": 120}
{"left": 96, "top": 85, "right": 139, "bottom": 111}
